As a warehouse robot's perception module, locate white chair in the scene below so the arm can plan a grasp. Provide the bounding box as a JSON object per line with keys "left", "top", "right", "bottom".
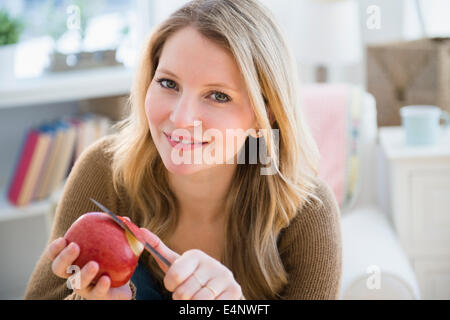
{"left": 338, "top": 91, "right": 421, "bottom": 299}
{"left": 300, "top": 84, "right": 420, "bottom": 299}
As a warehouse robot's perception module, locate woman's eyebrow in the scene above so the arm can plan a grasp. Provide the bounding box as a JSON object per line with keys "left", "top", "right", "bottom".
{"left": 156, "top": 68, "right": 180, "bottom": 79}
{"left": 156, "top": 68, "right": 239, "bottom": 93}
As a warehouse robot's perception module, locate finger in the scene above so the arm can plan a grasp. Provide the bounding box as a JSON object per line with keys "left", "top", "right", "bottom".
{"left": 51, "top": 242, "right": 80, "bottom": 279}
{"left": 140, "top": 228, "right": 180, "bottom": 272}
{"left": 165, "top": 249, "right": 224, "bottom": 292}
{"left": 46, "top": 237, "right": 67, "bottom": 261}
{"left": 77, "top": 261, "right": 100, "bottom": 290}
{"left": 164, "top": 252, "right": 200, "bottom": 292}
{"left": 187, "top": 252, "right": 224, "bottom": 284}
{"left": 83, "top": 278, "right": 132, "bottom": 300}
{"left": 172, "top": 274, "right": 203, "bottom": 300}
{"left": 87, "top": 275, "right": 111, "bottom": 299}
{"left": 192, "top": 286, "right": 216, "bottom": 300}
{"left": 189, "top": 263, "right": 227, "bottom": 301}
{"left": 108, "top": 281, "right": 133, "bottom": 300}
{"left": 215, "top": 284, "right": 243, "bottom": 300}
{"left": 191, "top": 276, "right": 228, "bottom": 300}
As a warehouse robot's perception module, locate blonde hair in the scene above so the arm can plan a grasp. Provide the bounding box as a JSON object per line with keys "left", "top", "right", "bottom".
{"left": 106, "top": 0, "right": 321, "bottom": 299}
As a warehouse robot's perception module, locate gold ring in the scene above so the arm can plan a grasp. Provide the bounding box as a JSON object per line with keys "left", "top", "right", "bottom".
{"left": 204, "top": 284, "right": 218, "bottom": 299}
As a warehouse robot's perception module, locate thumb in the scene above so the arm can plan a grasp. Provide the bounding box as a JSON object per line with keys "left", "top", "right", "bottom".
{"left": 140, "top": 228, "right": 179, "bottom": 273}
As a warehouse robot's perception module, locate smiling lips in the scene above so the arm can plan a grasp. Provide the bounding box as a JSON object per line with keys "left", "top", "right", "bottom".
{"left": 164, "top": 132, "right": 211, "bottom": 150}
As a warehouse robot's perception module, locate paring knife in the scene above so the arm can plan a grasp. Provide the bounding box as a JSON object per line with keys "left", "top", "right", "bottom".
{"left": 89, "top": 198, "right": 171, "bottom": 268}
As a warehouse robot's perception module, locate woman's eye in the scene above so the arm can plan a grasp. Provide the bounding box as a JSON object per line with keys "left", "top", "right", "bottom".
{"left": 210, "top": 91, "right": 231, "bottom": 103}
{"left": 157, "top": 78, "right": 177, "bottom": 90}
{"left": 156, "top": 78, "right": 230, "bottom": 103}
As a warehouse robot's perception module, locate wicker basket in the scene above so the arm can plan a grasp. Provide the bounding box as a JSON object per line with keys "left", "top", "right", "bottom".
{"left": 366, "top": 38, "right": 450, "bottom": 127}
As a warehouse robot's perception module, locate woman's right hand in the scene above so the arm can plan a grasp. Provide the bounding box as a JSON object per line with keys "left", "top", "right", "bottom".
{"left": 46, "top": 237, "right": 132, "bottom": 300}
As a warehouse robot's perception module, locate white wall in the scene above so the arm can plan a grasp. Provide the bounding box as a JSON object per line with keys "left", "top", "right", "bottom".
{"left": 153, "top": 0, "right": 190, "bottom": 25}
{"left": 144, "top": 0, "right": 449, "bottom": 84}
{"left": 359, "top": 0, "right": 405, "bottom": 45}
{"left": 403, "top": 0, "right": 450, "bottom": 39}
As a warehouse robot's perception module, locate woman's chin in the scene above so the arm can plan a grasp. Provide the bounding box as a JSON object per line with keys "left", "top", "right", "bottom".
{"left": 161, "top": 156, "right": 208, "bottom": 176}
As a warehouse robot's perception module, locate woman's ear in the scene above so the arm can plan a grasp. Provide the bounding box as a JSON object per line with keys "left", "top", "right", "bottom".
{"left": 249, "top": 126, "right": 261, "bottom": 139}
{"left": 249, "top": 130, "right": 262, "bottom": 139}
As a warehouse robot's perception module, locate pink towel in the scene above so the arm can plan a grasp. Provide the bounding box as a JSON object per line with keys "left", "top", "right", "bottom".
{"left": 300, "top": 84, "right": 350, "bottom": 207}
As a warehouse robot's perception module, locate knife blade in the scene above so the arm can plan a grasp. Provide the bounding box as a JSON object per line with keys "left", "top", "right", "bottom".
{"left": 90, "top": 198, "right": 171, "bottom": 268}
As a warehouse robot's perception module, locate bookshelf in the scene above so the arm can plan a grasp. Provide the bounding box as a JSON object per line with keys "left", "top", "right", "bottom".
{"left": 0, "top": 0, "right": 158, "bottom": 297}
{"left": 0, "top": 190, "right": 53, "bottom": 223}
{"left": 0, "top": 66, "right": 131, "bottom": 299}
{"left": 0, "top": 176, "right": 65, "bottom": 222}
{"left": 0, "top": 65, "right": 132, "bottom": 203}
{"left": 0, "top": 180, "right": 64, "bottom": 299}
{"left": 0, "top": 66, "right": 133, "bottom": 109}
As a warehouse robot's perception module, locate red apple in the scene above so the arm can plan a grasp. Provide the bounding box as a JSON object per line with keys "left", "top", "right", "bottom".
{"left": 118, "top": 216, "right": 146, "bottom": 243}
{"left": 64, "top": 212, "right": 144, "bottom": 288}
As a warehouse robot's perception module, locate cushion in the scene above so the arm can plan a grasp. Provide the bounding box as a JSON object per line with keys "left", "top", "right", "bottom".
{"left": 300, "top": 84, "right": 362, "bottom": 212}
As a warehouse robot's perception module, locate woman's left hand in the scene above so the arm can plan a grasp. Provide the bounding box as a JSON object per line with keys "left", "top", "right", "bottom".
{"left": 140, "top": 228, "right": 243, "bottom": 300}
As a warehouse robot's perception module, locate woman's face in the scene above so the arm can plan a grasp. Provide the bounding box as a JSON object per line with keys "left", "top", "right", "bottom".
{"left": 145, "top": 26, "right": 258, "bottom": 175}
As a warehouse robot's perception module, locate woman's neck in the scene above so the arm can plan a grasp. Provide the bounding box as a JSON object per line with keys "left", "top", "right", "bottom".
{"left": 167, "top": 163, "right": 237, "bottom": 225}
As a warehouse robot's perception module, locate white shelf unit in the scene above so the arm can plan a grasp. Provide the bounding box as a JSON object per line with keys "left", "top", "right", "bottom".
{"left": 377, "top": 126, "right": 450, "bottom": 300}
{"left": 0, "top": 190, "right": 53, "bottom": 223}
{"left": 0, "top": 66, "right": 133, "bottom": 109}
{"left": 0, "top": 178, "right": 65, "bottom": 223}
{"left": 0, "top": 66, "right": 132, "bottom": 299}
{"left": 0, "top": 186, "right": 58, "bottom": 299}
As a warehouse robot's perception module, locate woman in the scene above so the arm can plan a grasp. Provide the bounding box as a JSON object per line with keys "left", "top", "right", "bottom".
{"left": 25, "top": 0, "right": 342, "bottom": 300}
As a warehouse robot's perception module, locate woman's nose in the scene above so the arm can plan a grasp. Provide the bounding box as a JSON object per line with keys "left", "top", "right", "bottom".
{"left": 169, "top": 94, "right": 201, "bottom": 128}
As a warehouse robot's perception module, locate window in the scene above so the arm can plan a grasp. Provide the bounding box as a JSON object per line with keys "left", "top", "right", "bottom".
{"left": 404, "top": 0, "right": 450, "bottom": 39}
{"left": 1, "top": 0, "right": 153, "bottom": 78}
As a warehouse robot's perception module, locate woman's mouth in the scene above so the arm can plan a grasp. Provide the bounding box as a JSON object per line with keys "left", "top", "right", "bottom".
{"left": 164, "top": 132, "right": 210, "bottom": 150}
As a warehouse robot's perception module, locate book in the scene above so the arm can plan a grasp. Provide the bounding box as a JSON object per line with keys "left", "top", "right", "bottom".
{"left": 46, "top": 122, "right": 77, "bottom": 194}
{"left": 75, "top": 113, "right": 97, "bottom": 160}
{"left": 95, "top": 115, "right": 112, "bottom": 141}
{"left": 30, "top": 123, "right": 58, "bottom": 201}
{"left": 70, "top": 113, "right": 108, "bottom": 163}
{"left": 81, "top": 114, "right": 97, "bottom": 155}
{"left": 7, "top": 129, "right": 40, "bottom": 205}
{"left": 67, "top": 116, "right": 82, "bottom": 169}
{"left": 7, "top": 113, "right": 112, "bottom": 206}
{"left": 17, "top": 124, "right": 53, "bottom": 206}
{"left": 34, "top": 121, "right": 67, "bottom": 200}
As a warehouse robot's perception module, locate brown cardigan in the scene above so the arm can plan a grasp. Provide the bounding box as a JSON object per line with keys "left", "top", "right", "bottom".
{"left": 24, "top": 135, "right": 342, "bottom": 300}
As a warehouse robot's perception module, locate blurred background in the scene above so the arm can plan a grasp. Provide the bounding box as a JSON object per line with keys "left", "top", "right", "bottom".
{"left": 0, "top": 0, "right": 449, "bottom": 300}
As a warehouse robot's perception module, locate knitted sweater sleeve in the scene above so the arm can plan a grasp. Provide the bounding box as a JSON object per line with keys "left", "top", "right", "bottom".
{"left": 23, "top": 136, "right": 136, "bottom": 300}
{"left": 278, "top": 178, "right": 343, "bottom": 300}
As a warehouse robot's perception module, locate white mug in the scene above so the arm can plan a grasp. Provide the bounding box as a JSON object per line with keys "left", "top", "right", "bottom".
{"left": 400, "top": 105, "right": 450, "bottom": 146}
